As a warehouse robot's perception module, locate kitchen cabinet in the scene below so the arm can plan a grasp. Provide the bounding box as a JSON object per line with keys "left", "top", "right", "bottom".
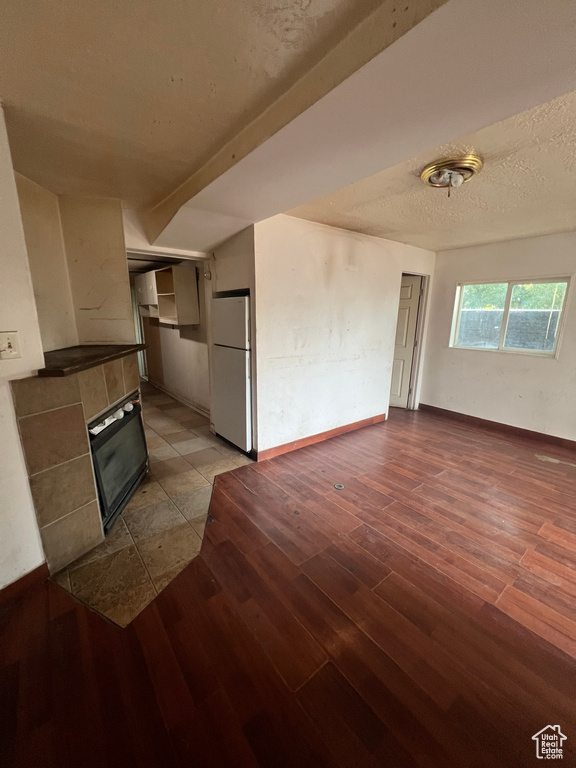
{"left": 135, "top": 264, "right": 199, "bottom": 326}
{"left": 135, "top": 271, "right": 157, "bottom": 306}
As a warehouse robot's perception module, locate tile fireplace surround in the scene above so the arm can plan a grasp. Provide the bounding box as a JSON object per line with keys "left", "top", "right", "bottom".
{"left": 11, "top": 351, "right": 142, "bottom": 574}
{"left": 11, "top": 367, "right": 251, "bottom": 626}
{"left": 53, "top": 382, "right": 251, "bottom": 626}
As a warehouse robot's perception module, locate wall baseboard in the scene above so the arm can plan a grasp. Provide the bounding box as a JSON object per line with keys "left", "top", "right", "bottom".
{"left": 0, "top": 563, "right": 49, "bottom": 608}
{"left": 418, "top": 404, "right": 576, "bottom": 450}
{"left": 145, "top": 378, "right": 210, "bottom": 420}
{"left": 254, "top": 413, "right": 387, "bottom": 462}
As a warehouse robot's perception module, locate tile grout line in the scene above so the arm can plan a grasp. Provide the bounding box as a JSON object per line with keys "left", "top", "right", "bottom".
{"left": 124, "top": 520, "right": 160, "bottom": 596}
{"left": 40, "top": 497, "right": 99, "bottom": 530}
{"left": 28, "top": 450, "right": 92, "bottom": 478}
{"left": 17, "top": 400, "right": 84, "bottom": 421}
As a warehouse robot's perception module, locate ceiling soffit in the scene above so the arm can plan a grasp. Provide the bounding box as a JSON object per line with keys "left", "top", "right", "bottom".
{"left": 0, "top": 0, "right": 444, "bottom": 221}
{"left": 151, "top": 0, "right": 576, "bottom": 252}
{"left": 141, "top": 0, "right": 446, "bottom": 241}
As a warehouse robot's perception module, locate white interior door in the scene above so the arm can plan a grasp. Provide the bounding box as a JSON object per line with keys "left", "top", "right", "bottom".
{"left": 390, "top": 275, "right": 422, "bottom": 408}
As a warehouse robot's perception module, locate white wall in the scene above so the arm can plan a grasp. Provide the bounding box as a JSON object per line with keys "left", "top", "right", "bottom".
{"left": 0, "top": 107, "right": 45, "bottom": 589}
{"left": 123, "top": 209, "right": 210, "bottom": 260}
{"left": 0, "top": 380, "right": 45, "bottom": 588}
{"left": 253, "top": 215, "right": 435, "bottom": 451}
{"left": 144, "top": 267, "right": 211, "bottom": 414}
{"left": 124, "top": 209, "right": 214, "bottom": 414}
{"left": 17, "top": 181, "right": 133, "bottom": 350}
{"left": 420, "top": 232, "right": 576, "bottom": 441}
{"left": 213, "top": 226, "right": 255, "bottom": 294}
{"left": 0, "top": 123, "right": 45, "bottom": 379}
{"left": 60, "top": 196, "right": 135, "bottom": 344}
{"left": 15, "top": 173, "right": 78, "bottom": 352}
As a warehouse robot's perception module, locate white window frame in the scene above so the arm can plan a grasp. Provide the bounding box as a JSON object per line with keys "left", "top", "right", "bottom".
{"left": 450, "top": 277, "right": 571, "bottom": 357}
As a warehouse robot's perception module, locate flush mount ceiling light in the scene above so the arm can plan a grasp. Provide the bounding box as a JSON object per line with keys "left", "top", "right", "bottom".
{"left": 420, "top": 154, "right": 483, "bottom": 197}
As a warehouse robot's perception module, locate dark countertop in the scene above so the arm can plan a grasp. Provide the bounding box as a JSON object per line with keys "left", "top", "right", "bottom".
{"left": 38, "top": 344, "right": 146, "bottom": 377}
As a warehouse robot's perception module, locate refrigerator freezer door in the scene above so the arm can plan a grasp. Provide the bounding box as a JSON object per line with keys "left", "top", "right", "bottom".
{"left": 211, "top": 345, "right": 252, "bottom": 452}
{"left": 212, "top": 296, "right": 250, "bottom": 350}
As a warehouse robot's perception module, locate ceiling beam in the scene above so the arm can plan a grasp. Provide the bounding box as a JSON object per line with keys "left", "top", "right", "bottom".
{"left": 140, "top": 0, "right": 447, "bottom": 244}
{"left": 148, "top": 0, "right": 576, "bottom": 253}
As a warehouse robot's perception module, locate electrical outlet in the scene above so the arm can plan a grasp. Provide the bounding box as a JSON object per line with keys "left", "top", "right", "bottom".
{"left": 0, "top": 331, "right": 21, "bottom": 360}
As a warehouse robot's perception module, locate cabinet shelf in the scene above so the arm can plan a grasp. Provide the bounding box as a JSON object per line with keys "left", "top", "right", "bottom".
{"left": 155, "top": 269, "right": 174, "bottom": 294}
{"left": 158, "top": 294, "right": 176, "bottom": 322}
{"left": 135, "top": 264, "right": 199, "bottom": 326}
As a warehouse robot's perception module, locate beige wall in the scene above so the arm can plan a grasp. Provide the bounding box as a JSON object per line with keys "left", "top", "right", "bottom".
{"left": 420, "top": 232, "right": 576, "bottom": 441}
{"left": 60, "top": 196, "right": 135, "bottom": 344}
{"left": 1, "top": 126, "right": 136, "bottom": 589}
{"left": 0, "top": 106, "right": 45, "bottom": 589}
{"left": 123, "top": 209, "right": 209, "bottom": 260}
{"left": 17, "top": 182, "right": 133, "bottom": 349}
{"left": 141, "top": 228, "right": 258, "bottom": 422}
{"left": 15, "top": 173, "right": 78, "bottom": 352}
{"left": 143, "top": 268, "right": 210, "bottom": 414}
{"left": 0, "top": 122, "right": 45, "bottom": 379}
{"left": 0, "top": 380, "right": 45, "bottom": 588}
{"left": 213, "top": 226, "right": 255, "bottom": 294}
{"left": 253, "top": 215, "right": 435, "bottom": 451}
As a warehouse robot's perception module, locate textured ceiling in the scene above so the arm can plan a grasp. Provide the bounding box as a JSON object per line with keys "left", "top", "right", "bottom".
{"left": 287, "top": 90, "right": 576, "bottom": 251}
{"left": 0, "top": 0, "right": 389, "bottom": 208}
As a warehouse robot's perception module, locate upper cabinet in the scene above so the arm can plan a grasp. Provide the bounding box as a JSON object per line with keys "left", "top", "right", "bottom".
{"left": 135, "top": 271, "right": 158, "bottom": 306}
{"left": 135, "top": 264, "right": 200, "bottom": 326}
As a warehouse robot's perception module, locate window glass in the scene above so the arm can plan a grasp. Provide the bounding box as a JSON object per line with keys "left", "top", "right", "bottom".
{"left": 504, "top": 282, "right": 567, "bottom": 351}
{"left": 452, "top": 279, "right": 569, "bottom": 355}
{"left": 456, "top": 283, "right": 508, "bottom": 349}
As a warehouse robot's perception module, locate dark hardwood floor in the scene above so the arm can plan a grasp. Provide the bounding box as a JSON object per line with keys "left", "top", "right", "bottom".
{"left": 2, "top": 408, "right": 576, "bottom": 767}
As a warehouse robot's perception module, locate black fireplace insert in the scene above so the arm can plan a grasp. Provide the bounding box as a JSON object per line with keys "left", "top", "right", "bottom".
{"left": 88, "top": 395, "right": 148, "bottom": 534}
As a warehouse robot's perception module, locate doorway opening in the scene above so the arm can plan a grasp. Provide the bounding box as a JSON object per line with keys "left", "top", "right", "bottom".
{"left": 390, "top": 272, "right": 428, "bottom": 409}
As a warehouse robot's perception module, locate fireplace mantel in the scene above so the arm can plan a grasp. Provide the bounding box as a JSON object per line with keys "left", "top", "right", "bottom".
{"left": 38, "top": 344, "right": 146, "bottom": 377}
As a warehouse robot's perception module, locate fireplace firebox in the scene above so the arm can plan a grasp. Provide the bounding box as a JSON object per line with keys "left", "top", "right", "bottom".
{"left": 89, "top": 395, "right": 148, "bottom": 534}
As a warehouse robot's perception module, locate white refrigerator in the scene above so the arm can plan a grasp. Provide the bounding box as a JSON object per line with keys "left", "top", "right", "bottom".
{"left": 211, "top": 296, "right": 252, "bottom": 452}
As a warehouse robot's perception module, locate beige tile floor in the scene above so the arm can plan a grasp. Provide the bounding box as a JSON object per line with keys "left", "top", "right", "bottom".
{"left": 51, "top": 380, "right": 252, "bottom": 626}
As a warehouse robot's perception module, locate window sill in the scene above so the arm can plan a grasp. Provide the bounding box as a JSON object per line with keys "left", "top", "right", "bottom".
{"left": 448, "top": 345, "right": 560, "bottom": 360}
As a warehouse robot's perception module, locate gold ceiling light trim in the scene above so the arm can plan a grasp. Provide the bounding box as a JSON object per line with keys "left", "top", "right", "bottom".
{"left": 420, "top": 154, "right": 483, "bottom": 196}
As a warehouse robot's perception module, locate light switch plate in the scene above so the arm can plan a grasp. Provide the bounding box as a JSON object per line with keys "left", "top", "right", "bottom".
{"left": 0, "top": 331, "right": 21, "bottom": 359}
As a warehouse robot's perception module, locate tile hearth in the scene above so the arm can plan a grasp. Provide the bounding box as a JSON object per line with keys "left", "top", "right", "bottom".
{"left": 51, "top": 381, "right": 252, "bottom": 626}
